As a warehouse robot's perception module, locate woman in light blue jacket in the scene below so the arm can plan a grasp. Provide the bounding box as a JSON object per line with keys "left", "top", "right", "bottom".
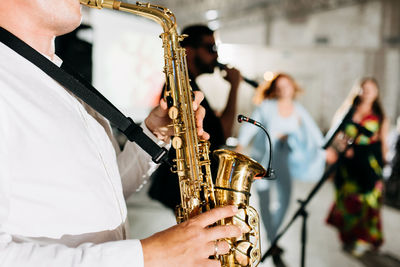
{"left": 238, "top": 73, "right": 327, "bottom": 265}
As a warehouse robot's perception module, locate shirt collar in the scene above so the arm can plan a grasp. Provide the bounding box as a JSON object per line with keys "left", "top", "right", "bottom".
{"left": 43, "top": 53, "right": 63, "bottom": 67}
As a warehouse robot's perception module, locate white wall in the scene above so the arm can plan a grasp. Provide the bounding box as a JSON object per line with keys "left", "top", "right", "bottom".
{"left": 218, "top": 21, "right": 268, "bottom": 46}
{"left": 198, "top": 44, "right": 371, "bottom": 134}
{"left": 91, "top": 9, "right": 165, "bottom": 122}
{"left": 269, "top": 1, "right": 382, "bottom": 49}
{"left": 383, "top": 49, "right": 400, "bottom": 121}
{"left": 198, "top": 0, "right": 399, "bottom": 134}
{"left": 88, "top": 0, "right": 399, "bottom": 131}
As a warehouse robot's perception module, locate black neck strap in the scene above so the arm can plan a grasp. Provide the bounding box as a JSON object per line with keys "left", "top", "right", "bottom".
{"left": 0, "top": 27, "right": 169, "bottom": 165}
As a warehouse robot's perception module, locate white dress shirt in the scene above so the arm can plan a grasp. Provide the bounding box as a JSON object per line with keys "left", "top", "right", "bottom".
{"left": 0, "top": 42, "right": 162, "bottom": 266}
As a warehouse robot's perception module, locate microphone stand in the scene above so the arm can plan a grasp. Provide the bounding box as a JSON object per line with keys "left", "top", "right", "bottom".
{"left": 260, "top": 106, "right": 370, "bottom": 267}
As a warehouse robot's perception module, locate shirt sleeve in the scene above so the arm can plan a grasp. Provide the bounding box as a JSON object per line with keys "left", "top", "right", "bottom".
{"left": 0, "top": 120, "right": 145, "bottom": 267}
{"left": 117, "top": 122, "right": 169, "bottom": 199}
{"left": 0, "top": 233, "right": 144, "bottom": 267}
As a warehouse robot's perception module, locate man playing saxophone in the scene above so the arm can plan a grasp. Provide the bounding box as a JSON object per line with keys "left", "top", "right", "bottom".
{"left": 0, "top": 1, "right": 241, "bottom": 266}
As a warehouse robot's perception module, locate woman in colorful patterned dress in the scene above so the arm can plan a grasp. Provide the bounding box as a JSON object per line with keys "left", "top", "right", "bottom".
{"left": 326, "top": 77, "right": 389, "bottom": 257}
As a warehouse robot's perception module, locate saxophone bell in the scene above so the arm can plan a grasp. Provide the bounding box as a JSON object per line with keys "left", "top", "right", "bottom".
{"left": 214, "top": 149, "right": 265, "bottom": 267}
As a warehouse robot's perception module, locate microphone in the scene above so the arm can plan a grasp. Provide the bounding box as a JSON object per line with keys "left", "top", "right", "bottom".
{"left": 238, "top": 114, "right": 262, "bottom": 127}
{"left": 238, "top": 114, "right": 275, "bottom": 179}
{"left": 216, "top": 62, "right": 259, "bottom": 88}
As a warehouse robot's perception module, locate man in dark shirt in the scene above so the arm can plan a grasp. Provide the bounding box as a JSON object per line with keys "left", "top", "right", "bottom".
{"left": 149, "top": 25, "right": 242, "bottom": 210}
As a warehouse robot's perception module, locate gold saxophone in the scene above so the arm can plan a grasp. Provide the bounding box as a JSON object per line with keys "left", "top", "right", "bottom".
{"left": 80, "top": 1, "right": 266, "bottom": 266}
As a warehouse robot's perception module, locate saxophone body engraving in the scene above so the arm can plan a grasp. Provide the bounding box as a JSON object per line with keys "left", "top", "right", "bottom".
{"left": 80, "top": 1, "right": 265, "bottom": 265}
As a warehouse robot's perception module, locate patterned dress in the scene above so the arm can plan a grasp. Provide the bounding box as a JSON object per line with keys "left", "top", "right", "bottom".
{"left": 326, "top": 114, "right": 384, "bottom": 248}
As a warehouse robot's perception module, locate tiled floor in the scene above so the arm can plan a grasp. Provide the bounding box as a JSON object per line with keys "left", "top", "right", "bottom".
{"left": 127, "top": 179, "right": 400, "bottom": 267}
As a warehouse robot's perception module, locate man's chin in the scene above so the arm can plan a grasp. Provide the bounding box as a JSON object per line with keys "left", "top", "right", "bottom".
{"left": 195, "top": 60, "right": 216, "bottom": 75}
{"left": 202, "top": 66, "right": 215, "bottom": 74}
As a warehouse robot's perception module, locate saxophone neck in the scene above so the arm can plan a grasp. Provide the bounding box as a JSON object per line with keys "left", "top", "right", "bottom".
{"left": 80, "top": 0, "right": 113, "bottom": 9}
{"left": 80, "top": 0, "right": 177, "bottom": 33}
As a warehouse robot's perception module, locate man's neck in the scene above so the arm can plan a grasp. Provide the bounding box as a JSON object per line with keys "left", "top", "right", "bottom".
{"left": 13, "top": 27, "right": 55, "bottom": 59}
{"left": 0, "top": 18, "right": 55, "bottom": 59}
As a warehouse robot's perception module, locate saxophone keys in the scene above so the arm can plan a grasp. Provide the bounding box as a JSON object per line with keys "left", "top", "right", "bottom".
{"left": 172, "top": 136, "right": 183, "bottom": 149}
{"left": 233, "top": 215, "right": 251, "bottom": 234}
{"left": 250, "top": 248, "right": 261, "bottom": 265}
{"left": 179, "top": 34, "right": 188, "bottom": 42}
{"left": 249, "top": 217, "right": 258, "bottom": 229}
{"left": 168, "top": 106, "right": 179, "bottom": 119}
{"left": 198, "top": 160, "right": 211, "bottom": 166}
{"left": 233, "top": 241, "right": 252, "bottom": 266}
{"left": 169, "top": 165, "right": 178, "bottom": 174}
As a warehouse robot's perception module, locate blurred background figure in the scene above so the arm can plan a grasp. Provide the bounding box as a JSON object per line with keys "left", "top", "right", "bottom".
{"left": 237, "top": 73, "right": 329, "bottom": 267}
{"left": 326, "top": 77, "right": 389, "bottom": 257}
{"left": 384, "top": 116, "right": 400, "bottom": 209}
{"left": 149, "top": 25, "right": 242, "bottom": 211}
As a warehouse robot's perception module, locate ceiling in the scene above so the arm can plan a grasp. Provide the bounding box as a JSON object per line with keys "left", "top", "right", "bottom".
{"left": 139, "top": 0, "right": 375, "bottom": 29}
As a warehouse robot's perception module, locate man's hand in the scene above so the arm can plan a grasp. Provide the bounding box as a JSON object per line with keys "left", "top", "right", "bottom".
{"left": 223, "top": 67, "right": 242, "bottom": 89}
{"left": 140, "top": 206, "right": 242, "bottom": 267}
{"left": 145, "top": 91, "right": 209, "bottom": 142}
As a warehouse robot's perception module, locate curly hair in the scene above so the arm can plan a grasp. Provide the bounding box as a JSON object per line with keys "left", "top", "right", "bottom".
{"left": 253, "top": 73, "right": 303, "bottom": 105}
